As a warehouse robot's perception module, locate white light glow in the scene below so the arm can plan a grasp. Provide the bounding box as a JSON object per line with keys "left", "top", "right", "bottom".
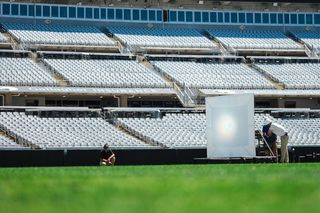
{"left": 217, "top": 114, "right": 238, "bottom": 141}
{"left": 206, "top": 94, "right": 256, "bottom": 158}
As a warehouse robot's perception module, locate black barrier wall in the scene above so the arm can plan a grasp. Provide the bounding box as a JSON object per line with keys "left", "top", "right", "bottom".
{"left": 1, "top": 147, "right": 320, "bottom": 167}
{"left": 0, "top": 149, "right": 207, "bottom": 167}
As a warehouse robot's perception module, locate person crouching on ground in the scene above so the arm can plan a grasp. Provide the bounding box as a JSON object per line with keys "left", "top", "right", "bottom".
{"left": 100, "top": 143, "right": 116, "bottom": 166}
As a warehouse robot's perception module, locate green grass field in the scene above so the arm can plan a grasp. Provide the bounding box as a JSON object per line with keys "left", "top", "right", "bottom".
{"left": 1, "top": 164, "right": 320, "bottom": 213}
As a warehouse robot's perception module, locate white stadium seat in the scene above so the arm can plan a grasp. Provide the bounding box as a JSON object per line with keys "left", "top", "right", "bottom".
{"left": 2, "top": 23, "right": 115, "bottom": 46}
{"left": 292, "top": 30, "right": 320, "bottom": 52}
{"left": 207, "top": 29, "right": 301, "bottom": 50}
{"left": 44, "top": 58, "right": 169, "bottom": 88}
{"left": 256, "top": 63, "right": 320, "bottom": 89}
{"left": 154, "top": 60, "right": 275, "bottom": 89}
{"left": 0, "top": 134, "right": 27, "bottom": 149}
{"left": 108, "top": 26, "right": 217, "bottom": 49}
{"left": 0, "top": 57, "right": 57, "bottom": 86}
{"left": 118, "top": 112, "right": 320, "bottom": 148}
{"left": 0, "top": 112, "right": 154, "bottom": 149}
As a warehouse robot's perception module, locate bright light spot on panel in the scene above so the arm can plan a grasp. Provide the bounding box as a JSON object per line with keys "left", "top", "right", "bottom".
{"left": 206, "top": 94, "right": 256, "bottom": 158}
{"left": 217, "top": 114, "right": 237, "bottom": 141}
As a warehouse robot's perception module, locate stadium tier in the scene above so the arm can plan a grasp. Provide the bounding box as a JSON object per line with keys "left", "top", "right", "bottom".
{"left": 291, "top": 30, "right": 320, "bottom": 52}
{"left": 2, "top": 23, "right": 115, "bottom": 47}
{"left": 118, "top": 112, "right": 320, "bottom": 148}
{"left": 0, "top": 57, "right": 57, "bottom": 86}
{"left": 0, "top": 111, "right": 155, "bottom": 149}
{"left": 255, "top": 62, "right": 320, "bottom": 89}
{"left": 2, "top": 109, "right": 317, "bottom": 150}
{"left": 154, "top": 60, "right": 274, "bottom": 89}
{"left": 117, "top": 113, "right": 206, "bottom": 148}
{"left": 108, "top": 26, "right": 218, "bottom": 51}
{"left": 43, "top": 58, "right": 169, "bottom": 88}
{"left": 207, "top": 29, "right": 301, "bottom": 50}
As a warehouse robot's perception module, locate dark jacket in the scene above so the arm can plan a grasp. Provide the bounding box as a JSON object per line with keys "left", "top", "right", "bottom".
{"left": 262, "top": 124, "right": 277, "bottom": 143}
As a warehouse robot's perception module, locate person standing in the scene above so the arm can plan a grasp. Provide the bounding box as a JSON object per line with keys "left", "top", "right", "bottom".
{"left": 262, "top": 118, "right": 278, "bottom": 162}
{"left": 100, "top": 143, "right": 116, "bottom": 166}
{"left": 268, "top": 122, "right": 289, "bottom": 163}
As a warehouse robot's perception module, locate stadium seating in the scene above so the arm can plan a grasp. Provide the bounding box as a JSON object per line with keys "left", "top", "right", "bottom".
{"left": 0, "top": 2, "right": 319, "bottom": 155}
{"left": 3, "top": 23, "right": 115, "bottom": 46}
{"left": 108, "top": 26, "right": 217, "bottom": 50}
{"left": 0, "top": 57, "right": 57, "bottom": 86}
{"left": 117, "top": 113, "right": 206, "bottom": 148}
{"left": 118, "top": 112, "right": 320, "bottom": 148}
{"left": 207, "top": 29, "right": 301, "bottom": 50}
{"left": 154, "top": 61, "right": 275, "bottom": 89}
{"left": 276, "top": 118, "right": 320, "bottom": 146}
{"left": 255, "top": 63, "right": 320, "bottom": 89}
{"left": 44, "top": 58, "right": 169, "bottom": 88}
{"left": 0, "top": 33, "right": 7, "bottom": 43}
{"left": 0, "top": 111, "right": 154, "bottom": 149}
{"left": 255, "top": 113, "right": 320, "bottom": 146}
{"left": 0, "top": 134, "right": 26, "bottom": 149}
{"left": 292, "top": 30, "right": 320, "bottom": 52}
{"left": 0, "top": 110, "right": 318, "bottom": 149}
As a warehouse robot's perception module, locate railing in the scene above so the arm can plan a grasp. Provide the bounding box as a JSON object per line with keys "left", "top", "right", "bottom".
{"left": 173, "top": 83, "right": 186, "bottom": 104}
{"left": 0, "top": 80, "right": 58, "bottom": 87}
{"left": 118, "top": 41, "right": 131, "bottom": 54}
{"left": 304, "top": 44, "right": 319, "bottom": 58}
{"left": 249, "top": 63, "right": 281, "bottom": 86}
{"left": 0, "top": 80, "right": 176, "bottom": 89}
{"left": 173, "top": 83, "right": 197, "bottom": 106}
{"left": 0, "top": 124, "right": 38, "bottom": 149}
{"left": 226, "top": 43, "right": 302, "bottom": 50}
{"left": 115, "top": 119, "right": 165, "bottom": 148}
{"left": 218, "top": 42, "right": 230, "bottom": 55}
{"left": 185, "top": 86, "right": 198, "bottom": 105}
{"left": 225, "top": 44, "right": 237, "bottom": 54}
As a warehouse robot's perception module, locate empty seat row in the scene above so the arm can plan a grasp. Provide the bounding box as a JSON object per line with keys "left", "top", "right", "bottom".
{"left": 208, "top": 29, "right": 301, "bottom": 50}
{"left": 44, "top": 58, "right": 169, "bottom": 88}
{"left": 154, "top": 61, "right": 275, "bottom": 89}
{"left": 0, "top": 57, "right": 57, "bottom": 86}
{"left": 109, "top": 26, "right": 217, "bottom": 49}
{"left": 117, "top": 113, "right": 206, "bottom": 148}
{"left": 118, "top": 113, "right": 320, "bottom": 148}
{"left": 3, "top": 23, "right": 115, "bottom": 46}
{"left": 0, "top": 112, "right": 155, "bottom": 149}
{"left": 1, "top": 111, "right": 318, "bottom": 149}
{"left": 292, "top": 30, "right": 320, "bottom": 51}
{"left": 256, "top": 63, "right": 320, "bottom": 89}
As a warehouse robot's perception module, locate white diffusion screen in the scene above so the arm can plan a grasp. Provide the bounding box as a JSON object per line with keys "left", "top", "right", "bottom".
{"left": 206, "top": 94, "right": 256, "bottom": 158}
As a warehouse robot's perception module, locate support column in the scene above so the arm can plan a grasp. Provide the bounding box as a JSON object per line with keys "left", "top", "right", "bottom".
{"left": 38, "top": 97, "right": 46, "bottom": 106}
{"left": 0, "top": 95, "right": 4, "bottom": 106}
{"left": 4, "top": 94, "right": 13, "bottom": 106}
{"left": 120, "top": 95, "right": 128, "bottom": 107}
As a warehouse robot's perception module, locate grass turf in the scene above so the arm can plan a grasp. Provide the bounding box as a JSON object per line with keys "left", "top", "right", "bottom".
{"left": 0, "top": 164, "right": 320, "bottom": 213}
